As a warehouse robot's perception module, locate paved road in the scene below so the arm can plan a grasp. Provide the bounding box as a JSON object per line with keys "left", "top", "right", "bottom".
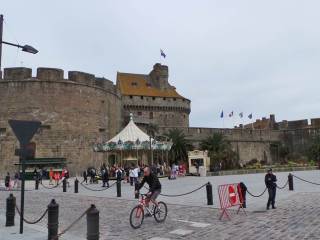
{"left": 0, "top": 170, "right": 320, "bottom": 239}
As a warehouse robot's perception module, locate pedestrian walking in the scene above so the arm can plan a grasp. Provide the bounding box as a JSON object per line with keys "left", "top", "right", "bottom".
{"left": 54, "top": 171, "right": 60, "bottom": 186}
{"left": 102, "top": 168, "right": 109, "bottom": 187}
{"left": 33, "top": 168, "right": 38, "bottom": 182}
{"left": 265, "top": 168, "right": 277, "bottom": 210}
{"left": 83, "top": 170, "right": 88, "bottom": 184}
{"left": 49, "top": 168, "right": 54, "bottom": 185}
{"left": 133, "top": 165, "right": 140, "bottom": 184}
{"left": 62, "top": 167, "right": 70, "bottom": 187}
{"left": 115, "top": 167, "right": 122, "bottom": 182}
{"left": 129, "top": 167, "right": 134, "bottom": 186}
{"left": 5, "top": 172, "right": 11, "bottom": 190}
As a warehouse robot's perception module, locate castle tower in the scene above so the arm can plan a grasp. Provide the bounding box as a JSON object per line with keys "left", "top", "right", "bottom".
{"left": 116, "top": 63, "right": 191, "bottom": 129}
{"left": 149, "top": 63, "right": 169, "bottom": 90}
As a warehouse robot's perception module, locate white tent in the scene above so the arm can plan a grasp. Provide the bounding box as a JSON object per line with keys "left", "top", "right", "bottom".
{"left": 94, "top": 113, "right": 172, "bottom": 152}
{"left": 107, "top": 114, "right": 153, "bottom": 144}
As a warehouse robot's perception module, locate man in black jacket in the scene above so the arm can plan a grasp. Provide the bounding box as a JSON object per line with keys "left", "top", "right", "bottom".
{"left": 265, "top": 168, "right": 277, "bottom": 210}
{"left": 136, "top": 167, "right": 161, "bottom": 206}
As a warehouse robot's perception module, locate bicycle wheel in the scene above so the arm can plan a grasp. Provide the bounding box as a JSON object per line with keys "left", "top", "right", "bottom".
{"left": 154, "top": 201, "right": 167, "bottom": 223}
{"left": 130, "top": 205, "right": 144, "bottom": 229}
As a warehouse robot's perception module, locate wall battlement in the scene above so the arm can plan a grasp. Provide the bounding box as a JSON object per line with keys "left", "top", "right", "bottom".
{"left": 2, "top": 67, "right": 118, "bottom": 95}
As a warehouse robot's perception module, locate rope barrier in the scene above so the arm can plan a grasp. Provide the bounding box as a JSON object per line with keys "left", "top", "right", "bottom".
{"left": 80, "top": 181, "right": 117, "bottom": 191}
{"left": 276, "top": 180, "right": 289, "bottom": 189}
{"left": 51, "top": 206, "right": 90, "bottom": 240}
{"left": 246, "top": 187, "right": 267, "bottom": 198}
{"left": 15, "top": 205, "right": 48, "bottom": 224}
{"left": 144, "top": 183, "right": 207, "bottom": 197}
{"left": 292, "top": 174, "right": 320, "bottom": 186}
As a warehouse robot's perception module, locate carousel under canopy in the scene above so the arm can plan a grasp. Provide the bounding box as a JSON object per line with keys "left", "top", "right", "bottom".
{"left": 93, "top": 114, "right": 172, "bottom": 152}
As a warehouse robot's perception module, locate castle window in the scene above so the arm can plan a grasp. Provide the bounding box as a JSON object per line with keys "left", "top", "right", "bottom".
{"left": 130, "top": 95, "right": 133, "bottom": 99}
{"left": 149, "top": 112, "right": 154, "bottom": 119}
{"left": 0, "top": 128, "right": 6, "bottom": 136}
{"left": 101, "top": 100, "right": 105, "bottom": 104}
{"left": 141, "top": 96, "right": 144, "bottom": 100}
{"left": 138, "top": 112, "right": 142, "bottom": 116}
{"left": 99, "top": 128, "right": 106, "bottom": 132}
{"left": 152, "top": 97, "right": 156, "bottom": 100}
{"left": 163, "top": 97, "right": 166, "bottom": 100}
{"left": 173, "top": 98, "right": 176, "bottom": 101}
{"left": 131, "top": 82, "right": 138, "bottom": 86}
{"left": 182, "top": 99, "right": 185, "bottom": 102}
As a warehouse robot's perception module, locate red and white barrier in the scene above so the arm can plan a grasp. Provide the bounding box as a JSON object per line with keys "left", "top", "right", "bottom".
{"left": 218, "top": 183, "right": 246, "bottom": 220}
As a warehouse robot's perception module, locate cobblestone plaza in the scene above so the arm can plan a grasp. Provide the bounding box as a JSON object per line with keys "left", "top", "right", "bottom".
{"left": 1, "top": 170, "right": 320, "bottom": 239}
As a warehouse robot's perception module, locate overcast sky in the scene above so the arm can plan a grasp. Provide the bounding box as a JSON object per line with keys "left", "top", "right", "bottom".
{"left": 2, "top": 1, "right": 320, "bottom": 128}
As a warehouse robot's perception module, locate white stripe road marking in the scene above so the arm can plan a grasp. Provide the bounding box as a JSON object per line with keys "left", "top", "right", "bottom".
{"left": 170, "top": 229, "right": 194, "bottom": 236}
{"left": 173, "top": 219, "right": 211, "bottom": 228}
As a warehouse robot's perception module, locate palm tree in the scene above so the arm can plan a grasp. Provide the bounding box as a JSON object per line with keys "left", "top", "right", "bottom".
{"left": 147, "top": 123, "right": 159, "bottom": 139}
{"left": 165, "top": 128, "right": 192, "bottom": 165}
{"left": 200, "top": 133, "right": 236, "bottom": 170}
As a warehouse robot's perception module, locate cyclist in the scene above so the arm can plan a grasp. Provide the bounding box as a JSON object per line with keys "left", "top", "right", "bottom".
{"left": 135, "top": 167, "right": 161, "bottom": 213}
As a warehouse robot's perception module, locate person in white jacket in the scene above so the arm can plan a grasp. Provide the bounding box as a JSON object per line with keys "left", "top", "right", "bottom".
{"left": 133, "top": 166, "right": 140, "bottom": 184}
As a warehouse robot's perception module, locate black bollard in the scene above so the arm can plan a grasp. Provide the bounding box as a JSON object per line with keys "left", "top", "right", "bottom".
{"left": 116, "top": 180, "right": 121, "bottom": 197}
{"left": 288, "top": 173, "right": 294, "bottom": 191}
{"left": 63, "top": 178, "right": 67, "bottom": 192}
{"left": 134, "top": 182, "right": 139, "bottom": 199}
{"left": 87, "top": 204, "right": 99, "bottom": 240}
{"left": 48, "top": 199, "right": 59, "bottom": 240}
{"left": 206, "top": 182, "right": 213, "bottom": 205}
{"left": 74, "top": 178, "right": 79, "bottom": 193}
{"left": 6, "top": 193, "right": 16, "bottom": 227}
{"left": 35, "top": 178, "right": 39, "bottom": 190}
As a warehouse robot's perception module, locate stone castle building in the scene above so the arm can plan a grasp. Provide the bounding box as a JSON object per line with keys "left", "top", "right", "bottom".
{"left": 0, "top": 63, "right": 190, "bottom": 174}
{"left": 0, "top": 63, "right": 318, "bottom": 174}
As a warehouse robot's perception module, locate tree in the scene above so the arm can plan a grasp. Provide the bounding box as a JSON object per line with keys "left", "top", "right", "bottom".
{"left": 308, "top": 135, "right": 320, "bottom": 163}
{"left": 200, "top": 133, "right": 236, "bottom": 170}
{"left": 278, "top": 144, "right": 290, "bottom": 163}
{"left": 147, "top": 123, "right": 159, "bottom": 139}
{"left": 165, "top": 129, "right": 192, "bottom": 165}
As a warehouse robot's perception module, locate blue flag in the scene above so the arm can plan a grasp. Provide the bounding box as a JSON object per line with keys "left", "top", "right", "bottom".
{"left": 160, "top": 49, "right": 166, "bottom": 58}
{"left": 220, "top": 110, "right": 224, "bottom": 118}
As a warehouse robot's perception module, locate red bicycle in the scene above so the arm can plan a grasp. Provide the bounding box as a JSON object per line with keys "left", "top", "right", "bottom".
{"left": 129, "top": 193, "right": 168, "bottom": 229}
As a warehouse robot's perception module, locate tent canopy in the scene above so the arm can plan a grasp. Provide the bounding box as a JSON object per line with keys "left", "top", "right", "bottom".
{"left": 94, "top": 113, "right": 172, "bottom": 152}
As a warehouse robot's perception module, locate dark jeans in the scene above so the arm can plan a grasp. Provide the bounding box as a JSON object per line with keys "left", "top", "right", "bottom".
{"left": 130, "top": 177, "right": 134, "bottom": 186}
{"left": 102, "top": 180, "right": 109, "bottom": 187}
{"left": 267, "top": 187, "right": 276, "bottom": 208}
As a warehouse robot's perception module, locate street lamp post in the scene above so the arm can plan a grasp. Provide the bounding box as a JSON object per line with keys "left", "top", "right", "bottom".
{"left": 0, "top": 14, "right": 38, "bottom": 77}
